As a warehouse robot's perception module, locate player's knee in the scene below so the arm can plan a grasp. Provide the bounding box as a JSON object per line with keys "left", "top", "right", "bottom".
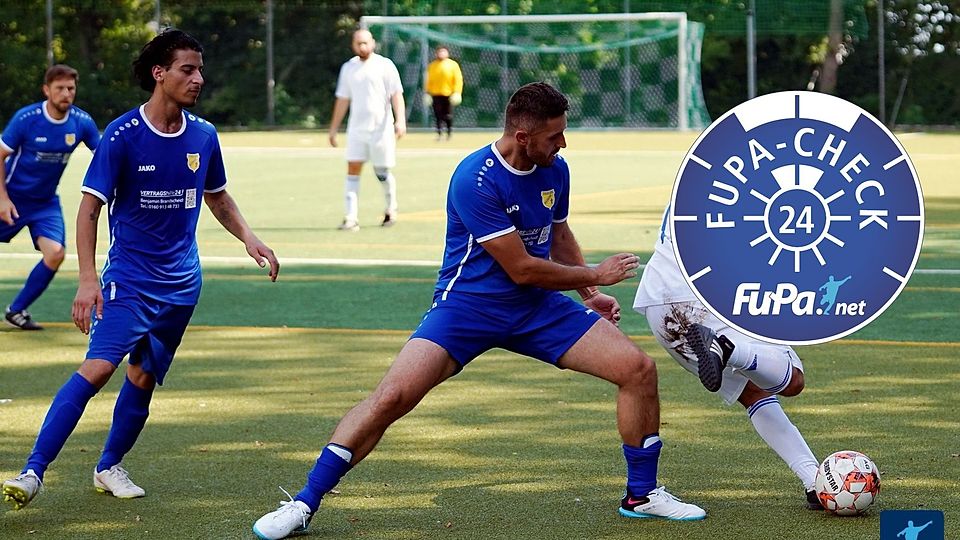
{"left": 620, "top": 349, "right": 658, "bottom": 389}
{"left": 780, "top": 368, "right": 805, "bottom": 397}
{"left": 125, "top": 363, "right": 156, "bottom": 390}
{"left": 369, "top": 384, "right": 417, "bottom": 420}
{"left": 77, "top": 359, "right": 117, "bottom": 390}
{"left": 374, "top": 167, "right": 390, "bottom": 182}
{"left": 43, "top": 246, "right": 66, "bottom": 269}
{"left": 737, "top": 382, "right": 771, "bottom": 408}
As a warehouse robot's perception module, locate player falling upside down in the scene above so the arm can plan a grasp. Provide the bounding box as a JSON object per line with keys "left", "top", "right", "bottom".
{"left": 253, "top": 82, "right": 705, "bottom": 540}
{"left": 633, "top": 205, "right": 822, "bottom": 509}
{"left": 2, "top": 29, "right": 279, "bottom": 511}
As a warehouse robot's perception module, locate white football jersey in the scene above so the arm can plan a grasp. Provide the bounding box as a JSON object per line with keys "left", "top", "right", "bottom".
{"left": 633, "top": 205, "right": 699, "bottom": 312}
{"left": 335, "top": 53, "right": 403, "bottom": 134}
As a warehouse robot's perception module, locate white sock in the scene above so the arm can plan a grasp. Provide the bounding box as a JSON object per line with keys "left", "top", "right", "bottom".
{"left": 727, "top": 341, "right": 794, "bottom": 394}
{"left": 344, "top": 175, "right": 360, "bottom": 221}
{"left": 382, "top": 172, "right": 397, "bottom": 214}
{"left": 748, "top": 396, "right": 818, "bottom": 490}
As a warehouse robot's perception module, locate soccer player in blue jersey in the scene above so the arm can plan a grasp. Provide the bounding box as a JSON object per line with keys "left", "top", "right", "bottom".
{"left": 253, "top": 82, "right": 704, "bottom": 540}
{"left": 0, "top": 64, "right": 100, "bottom": 330}
{"left": 2, "top": 29, "right": 279, "bottom": 510}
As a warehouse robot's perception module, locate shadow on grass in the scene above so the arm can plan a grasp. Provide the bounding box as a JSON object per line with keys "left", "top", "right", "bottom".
{"left": 2, "top": 329, "right": 958, "bottom": 538}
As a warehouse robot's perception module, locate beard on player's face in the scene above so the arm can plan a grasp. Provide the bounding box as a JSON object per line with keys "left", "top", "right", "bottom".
{"left": 44, "top": 80, "right": 76, "bottom": 113}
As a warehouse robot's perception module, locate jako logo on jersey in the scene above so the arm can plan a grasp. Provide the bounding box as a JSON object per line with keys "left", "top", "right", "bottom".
{"left": 506, "top": 205, "right": 520, "bottom": 213}
{"left": 671, "top": 91, "right": 923, "bottom": 345}
{"left": 34, "top": 136, "right": 47, "bottom": 143}
{"left": 186, "top": 153, "right": 200, "bottom": 172}
{"left": 138, "top": 165, "right": 156, "bottom": 172}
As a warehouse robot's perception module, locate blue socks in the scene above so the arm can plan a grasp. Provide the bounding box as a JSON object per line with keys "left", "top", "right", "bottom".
{"left": 623, "top": 433, "right": 663, "bottom": 497}
{"left": 10, "top": 260, "right": 57, "bottom": 312}
{"left": 295, "top": 444, "right": 353, "bottom": 512}
{"left": 97, "top": 377, "right": 153, "bottom": 473}
{"left": 24, "top": 373, "right": 99, "bottom": 480}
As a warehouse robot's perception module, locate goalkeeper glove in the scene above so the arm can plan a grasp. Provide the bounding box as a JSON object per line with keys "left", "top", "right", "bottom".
{"left": 450, "top": 92, "right": 462, "bottom": 106}
{"left": 422, "top": 93, "right": 433, "bottom": 107}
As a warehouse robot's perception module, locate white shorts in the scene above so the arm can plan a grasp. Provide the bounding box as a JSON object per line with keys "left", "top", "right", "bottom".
{"left": 345, "top": 128, "right": 396, "bottom": 168}
{"left": 642, "top": 302, "right": 803, "bottom": 405}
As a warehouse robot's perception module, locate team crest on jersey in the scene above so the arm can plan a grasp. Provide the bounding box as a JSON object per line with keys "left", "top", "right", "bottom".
{"left": 64, "top": 133, "right": 76, "bottom": 146}
{"left": 186, "top": 153, "right": 200, "bottom": 173}
{"left": 541, "top": 189, "right": 555, "bottom": 209}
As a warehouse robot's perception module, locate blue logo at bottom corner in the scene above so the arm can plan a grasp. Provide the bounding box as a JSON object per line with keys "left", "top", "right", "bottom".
{"left": 880, "top": 510, "right": 945, "bottom": 540}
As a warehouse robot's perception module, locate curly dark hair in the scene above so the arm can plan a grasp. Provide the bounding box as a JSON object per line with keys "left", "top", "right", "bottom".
{"left": 504, "top": 82, "right": 569, "bottom": 133}
{"left": 133, "top": 29, "right": 203, "bottom": 92}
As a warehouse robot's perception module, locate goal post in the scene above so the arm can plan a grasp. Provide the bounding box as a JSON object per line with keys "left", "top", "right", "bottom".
{"left": 360, "top": 13, "right": 710, "bottom": 130}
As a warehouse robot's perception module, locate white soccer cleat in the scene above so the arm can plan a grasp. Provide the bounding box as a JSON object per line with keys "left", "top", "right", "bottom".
{"left": 93, "top": 465, "right": 146, "bottom": 498}
{"left": 337, "top": 218, "right": 360, "bottom": 232}
{"left": 2, "top": 469, "right": 42, "bottom": 510}
{"left": 253, "top": 499, "right": 313, "bottom": 540}
{"left": 619, "top": 486, "right": 706, "bottom": 521}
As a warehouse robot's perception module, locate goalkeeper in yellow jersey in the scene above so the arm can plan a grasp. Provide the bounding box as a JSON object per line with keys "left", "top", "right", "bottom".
{"left": 424, "top": 46, "right": 463, "bottom": 140}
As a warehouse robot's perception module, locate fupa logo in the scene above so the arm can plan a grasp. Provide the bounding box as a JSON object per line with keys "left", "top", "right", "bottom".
{"left": 671, "top": 91, "right": 923, "bottom": 345}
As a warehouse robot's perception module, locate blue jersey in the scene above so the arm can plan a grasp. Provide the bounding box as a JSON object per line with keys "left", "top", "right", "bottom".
{"left": 81, "top": 105, "right": 227, "bottom": 305}
{"left": 1, "top": 101, "right": 99, "bottom": 202}
{"left": 436, "top": 142, "right": 570, "bottom": 301}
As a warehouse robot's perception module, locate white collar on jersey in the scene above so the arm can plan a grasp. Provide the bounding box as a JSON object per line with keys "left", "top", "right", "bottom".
{"left": 139, "top": 103, "right": 187, "bottom": 138}
{"left": 490, "top": 141, "right": 536, "bottom": 176}
{"left": 41, "top": 101, "right": 71, "bottom": 125}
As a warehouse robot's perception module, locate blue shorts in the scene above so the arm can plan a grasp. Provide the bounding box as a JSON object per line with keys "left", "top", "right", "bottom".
{"left": 86, "top": 284, "right": 195, "bottom": 385}
{"left": 0, "top": 196, "right": 66, "bottom": 248}
{"left": 410, "top": 290, "right": 601, "bottom": 369}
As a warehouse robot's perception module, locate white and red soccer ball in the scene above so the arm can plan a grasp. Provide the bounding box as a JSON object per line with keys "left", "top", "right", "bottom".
{"left": 814, "top": 450, "right": 881, "bottom": 515}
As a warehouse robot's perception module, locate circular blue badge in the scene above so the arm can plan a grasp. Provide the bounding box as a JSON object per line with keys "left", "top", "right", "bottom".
{"left": 671, "top": 91, "right": 923, "bottom": 345}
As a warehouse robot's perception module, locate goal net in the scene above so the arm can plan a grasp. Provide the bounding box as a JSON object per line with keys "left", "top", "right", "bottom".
{"left": 361, "top": 13, "right": 710, "bottom": 130}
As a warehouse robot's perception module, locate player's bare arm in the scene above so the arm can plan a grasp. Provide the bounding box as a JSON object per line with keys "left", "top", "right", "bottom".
{"left": 549, "top": 220, "right": 625, "bottom": 324}
{"left": 203, "top": 189, "right": 280, "bottom": 281}
{"left": 0, "top": 147, "right": 18, "bottom": 225}
{"left": 328, "top": 98, "right": 350, "bottom": 147}
{"left": 481, "top": 227, "right": 638, "bottom": 291}
{"left": 72, "top": 193, "right": 105, "bottom": 334}
{"left": 391, "top": 91, "right": 406, "bottom": 138}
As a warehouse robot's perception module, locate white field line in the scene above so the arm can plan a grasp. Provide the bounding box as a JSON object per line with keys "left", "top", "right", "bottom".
{"left": 0, "top": 252, "right": 957, "bottom": 274}
{"left": 221, "top": 145, "right": 957, "bottom": 161}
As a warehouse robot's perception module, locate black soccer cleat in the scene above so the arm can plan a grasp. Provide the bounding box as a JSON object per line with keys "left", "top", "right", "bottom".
{"left": 381, "top": 212, "right": 397, "bottom": 227}
{"left": 805, "top": 489, "right": 824, "bottom": 510}
{"left": 5, "top": 306, "right": 43, "bottom": 331}
{"left": 685, "top": 323, "right": 734, "bottom": 392}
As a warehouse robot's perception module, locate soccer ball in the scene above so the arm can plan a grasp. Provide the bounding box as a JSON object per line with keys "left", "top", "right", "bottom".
{"left": 814, "top": 450, "right": 881, "bottom": 515}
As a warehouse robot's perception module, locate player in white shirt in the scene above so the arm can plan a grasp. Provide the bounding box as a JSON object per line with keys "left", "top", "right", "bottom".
{"left": 328, "top": 29, "right": 406, "bottom": 231}
{"left": 634, "top": 205, "right": 823, "bottom": 510}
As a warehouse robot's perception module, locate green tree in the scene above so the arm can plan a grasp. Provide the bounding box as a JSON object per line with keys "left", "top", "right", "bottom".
{"left": 0, "top": 1, "right": 153, "bottom": 127}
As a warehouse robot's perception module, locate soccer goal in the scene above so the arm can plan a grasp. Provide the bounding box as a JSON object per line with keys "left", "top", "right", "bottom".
{"left": 360, "top": 13, "right": 710, "bottom": 130}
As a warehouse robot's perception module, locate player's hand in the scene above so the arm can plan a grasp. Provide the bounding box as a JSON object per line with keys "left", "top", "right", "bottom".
{"left": 328, "top": 131, "right": 338, "bottom": 147}
{"left": 422, "top": 93, "right": 433, "bottom": 107}
{"left": 72, "top": 279, "right": 103, "bottom": 335}
{"left": 246, "top": 239, "right": 280, "bottom": 281}
{"left": 395, "top": 121, "right": 407, "bottom": 139}
{"left": 584, "top": 293, "right": 622, "bottom": 326}
{"left": 450, "top": 92, "right": 462, "bottom": 106}
{"left": 0, "top": 197, "right": 18, "bottom": 226}
{"left": 594, "top": 252, "right": 640, "bottom": 285}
